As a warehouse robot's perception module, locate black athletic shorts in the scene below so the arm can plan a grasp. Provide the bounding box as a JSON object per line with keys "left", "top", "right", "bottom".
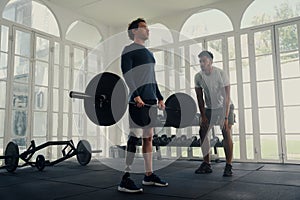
{"left": 129, "top": 99, "right": 158, "bottom": 128}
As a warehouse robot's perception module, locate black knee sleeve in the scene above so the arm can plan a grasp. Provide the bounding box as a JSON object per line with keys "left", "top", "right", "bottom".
{"left": 125, "top": 135, "right": 138, "bottom": 167}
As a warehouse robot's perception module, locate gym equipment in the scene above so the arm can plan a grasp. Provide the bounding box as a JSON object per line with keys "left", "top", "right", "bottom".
{"left": 69, "top": 72, "right": 197, "bottom": 128}
{"left": 0, "top": 142, "right": 19, "bottom": 172}
{"left": 0, "top": 140, "right": 101, "bottom": 172}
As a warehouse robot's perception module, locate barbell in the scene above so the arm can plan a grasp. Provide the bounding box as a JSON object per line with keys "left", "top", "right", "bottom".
{"left": 69, "top": 72, "right": 197, "bottom": 128}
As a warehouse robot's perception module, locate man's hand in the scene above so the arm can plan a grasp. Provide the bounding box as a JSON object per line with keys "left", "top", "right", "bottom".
{"left": 134, "top": 96, "right": 145, "bottom": 108}
{"left": 157, "top": 100, "right": 165, "bottom": 110}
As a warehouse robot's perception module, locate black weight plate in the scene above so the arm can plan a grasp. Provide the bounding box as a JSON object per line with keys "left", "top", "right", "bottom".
{"left": 36, "top": 154, "right": 46, "bottom": 171}
{"left": 165, "top": 92, "right": 197, "bottom": 128}
{"left": 76, "top": 140, "right": 92, "bottom": 166}
{"left": 5, "top": 142, "right": 19, "bottom": 172}
{"left": 84, "top": 72, "right": 128, "bottom": 126}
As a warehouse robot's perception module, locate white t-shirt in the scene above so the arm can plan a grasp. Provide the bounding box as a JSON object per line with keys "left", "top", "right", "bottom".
{"left": 194, "top": 66, "right": 230, "bottom": 109}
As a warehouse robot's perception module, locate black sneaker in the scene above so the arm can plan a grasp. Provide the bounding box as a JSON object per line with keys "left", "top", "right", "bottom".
{"left": 142, "top": 173, "right": 168, "bottom": 187}
{"left": 118, "top": 173, "right": 143, "bottom": 193}
{"left": 223, "top": 163, "right": 233, "bottom": 177}
{"left": 195, "top": 162, "right": 213, "bottom": 174}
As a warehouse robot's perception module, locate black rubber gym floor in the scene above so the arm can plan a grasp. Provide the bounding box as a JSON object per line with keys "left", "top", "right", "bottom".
{"left": 0, "top": 159, "right": 299, "bottom": 200}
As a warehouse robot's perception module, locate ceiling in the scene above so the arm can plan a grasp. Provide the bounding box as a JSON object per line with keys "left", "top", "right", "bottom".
{"left": 46, "top": 0, "right": 225, "bottom": 26}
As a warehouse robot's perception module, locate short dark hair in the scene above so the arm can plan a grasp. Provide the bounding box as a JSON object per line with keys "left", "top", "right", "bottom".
{"left": 127, "top": 18, "right": 146, "bottom": 40}
{"left": 198, "top": 50, "right": 214, "bottom": 60}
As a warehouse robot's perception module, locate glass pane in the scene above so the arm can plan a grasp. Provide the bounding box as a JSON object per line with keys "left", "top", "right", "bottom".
{"left": 72, "top": 114, "right": 84, "bottom": 137}
{"left": 0, "top": 110, "right": 5, "bottom": 137}
{"left": 66, "top": 20, "right": 102, "bottom": 48}
{"left": 179, "top": 9, "right": 233, "bottom": 40}
{"left": 53, "top": 89, "right": 59, "bottom": 112}
{"left": 213, "top": 61, "right": 223, "bottom": 70}
{"left": 35, "top": 36, "right": 49, "bottom": 61}
{"left": 63, "top": 90, "right": 69, "bottom": 113}
{"left": 256, "top": 55, "right": 274, "bottom": 81}
{"left": 280, "top": 51, "right": 300, "bottom": 78}
{"left": 286, "top": 135, "right": 300, "bottom": 161}
{"left": 54, "top": 42, "right": 60, "bottom": 65}
{"left": 87, "top": 53, "right": 98, "bottom": 72}
{"left": 282, "top": 78, "right": 300, "bottom": 105}
{"left": 254, "top": 30, "right": 272, "bottom": 56}
{"left": 179, "top": 47, "right": 185, "bottom": 67}
{"left": 259, "top": 108, "right": 277, "bottom": 133}
{"left": 73, "top": 97, "right": 83, "bottom": 113}
{"left": 86, "top": 73, "right": 96, "bottom": 86}
{"left": 228, "top": 37, "right": 235, "bottom": 60}
{"left": 0, "top": 81, "right": 6, "bottom": 108}
{"left": 229, "top": 60, "right": 236, "bottom": 84}
{"left": 156, "top": 70, "right": 165, "bottom": 88}
{"left": 207, "top": 39, "right": 222, "bottom": 62}
{"left": 53, "top": 65, "right": 59, "bottom": 88}
{"left": 241, "top": 0, "right": 300, "bottom": 28}
{"left": 74, "top": 48, "right": 85, "bottom": 69}
{"left": 0, "top": 139, "right": 3, "bottom": 160}
{"left": 35, "top": 61, "right": 48, "bottom": 86}
{"left": 246, "top": 135, "right": 254, "bottom": 159}
{"left": 241, "top": 34, "right": 248, "bottom": 58}
{"left": 242, "top": 58, "right": 250, "bottom": 83}
{"left": 64, "top": 46, "right": 70, "bottom": 66}
{"left": 3, "top": 1, "right": 60, "bottom": 37}
{"left": 233, "top": 135, "right": 240, "bottom": 159}
{"left": 73, "top": 69, "right": 85, "bottom": 91}
{"left": 284, "top": 107, "right": 300, "bottom": 134}
{"left": 12, "top": 110, "right": 27, "bottom": 137}
{"left": 63, "top": 114, "right": 68, "bottom": 137}
{"left": 179, "top": 70, "right": 185, "bottom": 90}
{"left": 15, "top": 30, "right": 31, "bottom": 57}
{"left": 12, "top": 82, "right": 29, "bottom": 109}
{"left": 33, "top": 112, "right": 47, "bottom": 136}
{"left": 153, "top": 51, "right": 164, "bottom": 71}
{"left": 260, "top": 135, "right": 278, "bottom": 160}
{"left": 278, "top": 25, "right": 298, "bottom": 52}
{"left": 169, "top": 69, "right": 175, "bottom": 91}
{"left": 0, "top": 53, "right": 8, "bottom": 80}
{"left": 34, "top": 86, "right": 48, "bottom": 111}
{"left": 14, "top": 56, "right": 30, "bottom": 83}
{"left": 52, "top": 113, "right": 58, "bottom": 137}
{"left": 87, "top": 119, "right": 97, "bottom": 136}
{"left": 244, "top": 109, "right": 253, "bottom": 133}
{"left": 231, "top": 84, "right": 238, "bottom": 108}
{"left": 64, "top": 68, "right": 70, "bottom": 89}
{"left": 189, "top": 43, "right": 202, "bottom": 66}
{"left": 1, "top": 25, "right": 9, "bottom": 52}
{"left": 257, "top": 81, "right": 275, "bottom": 107}
{"left": 243, "top": 83, "right": 252, "bottom": 108}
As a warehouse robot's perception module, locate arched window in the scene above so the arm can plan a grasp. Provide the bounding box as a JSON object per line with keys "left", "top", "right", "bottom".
{"left": 147, "top": 23, "right": 173, "bottom": 47}
{"left": 66, "top": 21, "right": 102, "bottom": 48}
{"left": 241, "top": 0, "right": 300, "bottom": 28}
{"left": 2, "top": 0, "right": 60, "bottom": 37}
{"left": 180, "top": 9, "right": 233, "bottom": 41}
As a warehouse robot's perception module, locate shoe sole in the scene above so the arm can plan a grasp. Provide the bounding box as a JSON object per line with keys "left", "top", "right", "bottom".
{"left": 118, "top": 186, "right": 143, "bottom": 193}
{"left": 142, "top": 181, "right": 168, "bottom": 187}
{"left": 223, "top": 174, "right": 233, "bottom": 177}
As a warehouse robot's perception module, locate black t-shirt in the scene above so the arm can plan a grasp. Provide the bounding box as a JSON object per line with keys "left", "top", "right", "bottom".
{"left": 121, "top": 43, "right": 163, "bottom": 102}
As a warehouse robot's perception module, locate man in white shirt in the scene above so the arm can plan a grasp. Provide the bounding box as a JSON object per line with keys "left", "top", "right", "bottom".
{"left": 194, "top": 50, "right": 235, "bottom": 177}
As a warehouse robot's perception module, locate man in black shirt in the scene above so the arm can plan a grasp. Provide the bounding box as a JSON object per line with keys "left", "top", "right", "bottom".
{"left": 118, "top": 18, "right": 168, "bottom": 193}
